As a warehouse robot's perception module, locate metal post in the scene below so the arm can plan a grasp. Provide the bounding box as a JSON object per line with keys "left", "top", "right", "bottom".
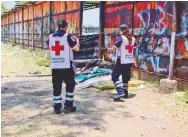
{"left": 41, "top": 3, "right": 43, "bottom": 49}
{"left": 22, "top": 6, "right": 24, "bottom": 48}
{"left": 49, "top": 1, "right": 52, "bottom": 34}
{"left": 7, "top": 13, "right": 9, "bottom": 42}
{"left": 168, "top": 2, "right": 177, "bottom": 80}
{"left": 99, "top": 1, "right": 105, "bottom": 58}
{"left": 132, "top": 3, "right": 135, "bottom": 35}
{"left": 13, "top": 11, "right": 16, "bottom": 44}
{"left": 28, "top": 8, "right": 29, "bottom": 48}
{"left": 32, "top": 3, "right": 34, "bottom": 50}
{"left": 79, "top": 1, "right": 83, "bottom": 35}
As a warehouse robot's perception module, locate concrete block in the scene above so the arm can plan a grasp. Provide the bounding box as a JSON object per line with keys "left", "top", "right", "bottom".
{"left": 159, "top": 79, "right": 178, "bottom": 94}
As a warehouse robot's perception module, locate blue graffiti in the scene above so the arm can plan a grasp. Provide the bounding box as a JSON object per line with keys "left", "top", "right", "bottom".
{"left": 137, "top": 3, "right": 171, "bottom": 35}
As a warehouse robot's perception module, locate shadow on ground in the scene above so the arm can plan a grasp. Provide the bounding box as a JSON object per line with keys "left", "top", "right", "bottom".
{"left": 1, "top": 78, "right": 134, "bottom": 137}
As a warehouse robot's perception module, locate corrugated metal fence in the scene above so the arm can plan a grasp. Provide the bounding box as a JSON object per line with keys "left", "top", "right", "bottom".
{"left": 1, "top": 1, "right": 81, "bottom": 50}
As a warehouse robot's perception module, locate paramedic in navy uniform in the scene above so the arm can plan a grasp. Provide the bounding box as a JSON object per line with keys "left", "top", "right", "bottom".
{"left": 106, "top": 24, "right": 136, "bottom": 101}
{"left": 47, "top": 19, "right": 80, "bottom": 114}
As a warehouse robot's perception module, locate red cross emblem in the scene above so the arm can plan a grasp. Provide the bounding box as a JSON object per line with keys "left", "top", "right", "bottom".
{"left": 51, "top": 41, "right": 64, "bottom": 56}
{"left": 125, "top": 44, "right": 133, "bottom": 53}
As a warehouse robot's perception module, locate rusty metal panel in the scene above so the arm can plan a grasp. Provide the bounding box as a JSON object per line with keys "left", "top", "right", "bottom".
{"left": 51, "top": 1, "right": 80, "bottom": 34}
{"left": 66, "top": 1, "right": 80, "bottom": 12}
{"left": 15, "top": 11, "right": 19, "bottom": 22}
{"left": 15, "top": 23, "right": 21, "bottom": 44}
{"left": 28, "top": 20, "right": 32, "bottom": 46}
{"left": 9, "top": 13, "right": 14, "bottom": 23}
{"left": 34, "top": 3, "right": 43, "bottom": 48}
{"left": 34, "top": 18, "right": 42, "bottom": 47}
{"left": 105, "top": 1, "right": 121, "bottom": 5}
{"left": 18, "top": 10, "right": 22, "bottom": 22}
{"left": 24, "top": 8, "right": 29, "bottom": 20}
{"left": 9, "top": 24, "right": 14, "bottom": 42}
{"left": 66, "top": 11, "right": 80, "bottom": 34}
{"left": 104, "top": 3, "right": 133, "bottom": 34}
{"left": 175, "top": 38, "right": 188, "bottom": 80}
{"left": 43, "top": 16, "right": 50, "bottom": 49}
{"left": 28, "top": 5, "right": 33, "bottom": 20}
{"left": 43, "top": 1, "right": 50, "bottom": 16}
{"left": 52, "top": 1, "right": 66, "bottom": 14}
{"left": 23, "top": 21, "right": 29, "bottom": 45}
{"left": 176, "top": 38, "right": 188, "bottom": 58}
{"left": 175, "top": 59, "right": 188, "bottom": 80}
{"left": 34, "top": 3, "right": 42, "bottom": 18}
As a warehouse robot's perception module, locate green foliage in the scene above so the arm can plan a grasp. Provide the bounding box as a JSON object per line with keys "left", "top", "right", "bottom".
{"left": 1, "top": 3, "right": 8, "bottom": 15}
{"left": 36, "top": 58, "right": 50, "bottom": 67}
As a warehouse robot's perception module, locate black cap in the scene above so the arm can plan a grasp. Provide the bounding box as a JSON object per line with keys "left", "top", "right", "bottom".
{"left": 119, "top": 24, "right": 128, "bottom": 32}
{"left": 57, "top": 19, "right": 68, "bottom": 29}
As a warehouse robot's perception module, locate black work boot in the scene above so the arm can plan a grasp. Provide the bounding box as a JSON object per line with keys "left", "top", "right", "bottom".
{"left": 54, "top": 108, "right": 61, "bottom": 114}
{"left": 113, "top": 88, "right": 125, "bottom": 101}
{"left": 64, "top": 105, "right": 77, "bottom": 113}
{"left": 122, "top": 89, "right": 128, "bottom": 98}
{"left": 54, "top": 103, "right": 62, "bottom": 114}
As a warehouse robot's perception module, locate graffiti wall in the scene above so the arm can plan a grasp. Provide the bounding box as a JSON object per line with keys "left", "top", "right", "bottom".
{"left": 177, "top": 1, "right": 188, "bottom": 36}
{"left": 134, "top": 1, "right": 173, "bottom": 35}
{"left": 103, "top": 1, "right": 188, "bottom": 79}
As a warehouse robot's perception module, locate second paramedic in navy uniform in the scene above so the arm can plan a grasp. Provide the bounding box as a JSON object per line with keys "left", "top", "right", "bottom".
{"left": 47, "top": 19, "right": 80, "bottom": 114}
{"left": 106, "top": 24, "right": 136, "bottom": 101}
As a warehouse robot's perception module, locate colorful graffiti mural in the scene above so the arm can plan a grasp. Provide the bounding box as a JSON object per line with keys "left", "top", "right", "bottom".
{"left": 178, "top": 1, "right": 188, "bottom": 36}
{"left": 103, "top": 1, "right": 188, "bottom": 80}
{"left": 134, "top": 1, "right": 173, "bottom": 35}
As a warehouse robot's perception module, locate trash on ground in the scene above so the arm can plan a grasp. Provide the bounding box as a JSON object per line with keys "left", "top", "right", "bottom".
{"left": 176, "top": 92, "right": 185, "bottom": 97}
{"left": 156, "top": 114, "right": 163, "bottom": 119}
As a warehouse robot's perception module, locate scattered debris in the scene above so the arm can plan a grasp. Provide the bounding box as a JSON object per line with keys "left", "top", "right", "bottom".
{"left": 140, "top": 115, "right": 152, "bottom": 120}
{"left": 29, "top": 71, "right": 41, "bottom": 75}
{"left": 94, "top": 127, "right": 100, "bottom": 130}
{"left": 138, "top": 84, "right": 146, "bottom": 89}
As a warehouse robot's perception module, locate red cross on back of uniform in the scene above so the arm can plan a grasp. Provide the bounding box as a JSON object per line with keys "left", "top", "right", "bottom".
{"left": 51, "top": 41, "right": 64, "bottom": 56}
{"left": 125, "top": 44, "right": 133, "bottom": 53}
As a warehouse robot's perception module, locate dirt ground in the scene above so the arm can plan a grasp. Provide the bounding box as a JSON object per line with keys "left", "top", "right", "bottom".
{"left": 1, "top": 44, "right": 188, "bottom": 137}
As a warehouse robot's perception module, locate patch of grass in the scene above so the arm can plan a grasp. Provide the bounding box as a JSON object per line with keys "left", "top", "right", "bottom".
{"left": 145, "top": 81, "right": 159, "bottom": 88}
{"left": 92, "top": 81, "right": 114, "bottom": 90}
{"left": 36, "top": 58, "right": 50, "bottom": 67}
{"left": 2, "top": 44, "right": 51, "bottom": 74}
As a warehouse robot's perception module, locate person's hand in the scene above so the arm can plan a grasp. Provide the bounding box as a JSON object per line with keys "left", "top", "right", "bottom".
{"left": 71, "top": 36, "right": 78, "bottom": 42}
{"left": 75, "top": 37, "right": 79, "bottom": 44}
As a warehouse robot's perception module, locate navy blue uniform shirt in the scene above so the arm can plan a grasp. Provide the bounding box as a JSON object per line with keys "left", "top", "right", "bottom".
{"left": 114, "top": 36, "right": 123, "bottom": 48}
{"left": 47, "top": 30, "right": 77, "bottom": 48}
